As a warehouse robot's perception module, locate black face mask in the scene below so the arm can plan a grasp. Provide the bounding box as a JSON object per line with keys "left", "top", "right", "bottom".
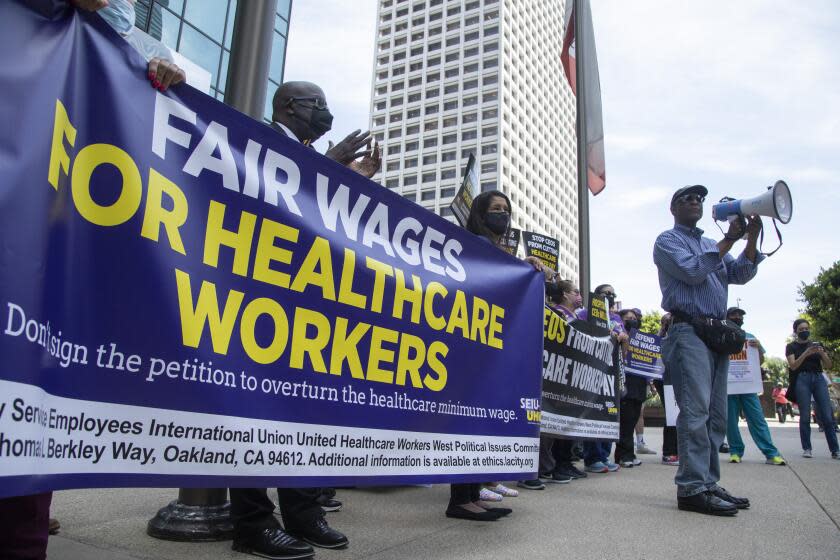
{"left": 730, "top": 318, "right": 744, "bottom": 327}
{"left": 798, "top": 330, "right": 810, "bottom": 341}
{"left": 624, "top": 320, "right": 640, "bottom": 331}
{"left": 599, "top": 293, "right": 615, "bottom": 308}
{"left": 484, "top": 211, "right": 510, "bottom": 235}
{"left": 291, "top": 104, "right": 334, "bottom": 139}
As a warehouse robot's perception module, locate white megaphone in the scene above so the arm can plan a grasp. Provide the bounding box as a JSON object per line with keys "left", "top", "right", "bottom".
{"left": 712, "top": 180, "right": 792, "bottom": 224}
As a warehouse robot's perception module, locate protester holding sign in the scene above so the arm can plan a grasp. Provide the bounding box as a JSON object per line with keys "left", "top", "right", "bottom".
{"left": 724, "top": 307, "right": 785, "bottom": 466}
{"left": 447, "top": 190, "right": 544, "bottom": 517}
{"left": 654, "top": 185, "right": 764, "bottom": 516}
{"left": 614, "top": 309, "right": 648, "bottom": 468}
{"left": 651, "top": 314, "right": 680, "bottom": 465}
{"left": 575, "top": 284, "right": 625, "bottom": 473}
{"left": 786, "top": 319, "right": 838, "bottom": 459}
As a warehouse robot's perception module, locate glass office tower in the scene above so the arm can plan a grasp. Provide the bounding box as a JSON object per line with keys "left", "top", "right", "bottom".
{"left": 134, "top": 0, "right": 291, "bottom": 120}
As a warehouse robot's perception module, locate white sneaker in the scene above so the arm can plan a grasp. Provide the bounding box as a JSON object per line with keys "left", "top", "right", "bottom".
{"left": 636, "top": 444, "right": 656, "bottom": 455}
{"left": 802, "top": 449, "right": 813, "bottom": 458}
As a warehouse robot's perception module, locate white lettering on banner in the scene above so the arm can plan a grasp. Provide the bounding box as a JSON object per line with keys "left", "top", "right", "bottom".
{"left": 150, "top": 93, "right": 467, "bottom": 282}
{"left": 0, "top": 380, "right": 537, "bottom": 478}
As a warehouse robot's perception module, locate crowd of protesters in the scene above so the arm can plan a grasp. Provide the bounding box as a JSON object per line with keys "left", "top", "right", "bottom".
{"left": 2, "top": 2, "right": 839, "bottom": 559}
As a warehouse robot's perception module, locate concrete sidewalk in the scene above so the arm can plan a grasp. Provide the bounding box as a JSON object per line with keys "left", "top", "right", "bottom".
{"left": 47, "top": 420, "right": 840, "bottom": 560}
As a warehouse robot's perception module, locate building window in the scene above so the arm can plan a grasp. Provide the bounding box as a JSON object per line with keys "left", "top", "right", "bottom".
{"left": 405, "top": 141, "right": 419, "bottom": 151}
{"left": 386, "top": 178, "right": 399, "bottom": 188}
{"left": 463, "top": 79, "right": 478, "bottom": 90}
{"left": 461, "top": 129, "right": 477, "bottom": 140}
{"left": 481, "top": 162, "right": 497, "bottom": 173}
{"left": 441, "top": 169, "right": 456, "bottom": 180}
{"left": 425, "top": 104, "right": 439, "bottom": 114}
{"left": 482, "top": 108, "right": 498, "bottom": 119}
{"left": 389, "top": 113, "right": 402, "bottom": 123}
{"left": 424, "top": 120, "right": 438, "bottom": 131}
{"left": 464, "top": 31, "right": 479, "bottom": 41}
{"left": 421, "top": 190, "right": 436, "bottom": 201}
{"left": 388, "top": 144, "right": 402, "bottom": 155}
{"left": 422, "top": 172, "right": 436, "bottom": 183}
{"left": 441, "top": 151, "right": 456, "bottom": 162}
{"left": 441, "top": 187, "right": 455, "bottom": 198}
{"left": 481, "top": 181, "right": 497, "bottom": 192}
{"left": 388, "top": 128, "right": 402, "bottom": 139}
{"left": 444, "top": 83, "right": 459, "bottom": 94}
{"left": 463, "top": 112, "right": 478, "bottom": 123}
{"left": 406, "top": 124, "right": 420, "bottom": 134}
{"left": 407, "top": 108, "right": 421, "bottom": 118}
{"left": 404, "top": 175, "right": 418, "bottom": 185}
{"left": 374, "top": 116, "right": 386, "bottom": 126}
{"left": 445, "top": 67, "right": 459, "bottom": 78}
{"left": 442, "top": 133, "right": 457, "bottom": 144}
{"left": 409, "top": 61, "right": 423, "bottom": 71}
{"left": 423, "top": 154, "right": 438, "bottom": 165}
{"left": 407, "top": 93, "right": 421, "bottom": 103}
{"left": 482, "top": 125, "right": 497, "bottom": 136}
{"left": 405, "top": 158, "right": 418, "bottom": 168}
{"left": 484, "top": 26, "right": 498, "bottom": 36}
{"left": 428, "top": 56, "right": 441, "bottom": 66}
{"left": 463, "top": 96, "right": 477, "bottom": 106}
{"left": 483, "top": 91, "right": 498, "bottom": 103}
{"left": 426, "top": 87, "right": 440, "bottom": 97}
{"left": 424, "top": 136, "right": 438, "bottom": 148}
{"left": 483, "top": 74, "right": 498, "bottom": 85}
{"left": 443, "top": 100, "right": 458, "bottom": 110}
{"left": 443, "top": 116, "right": 457, "bottom": 127}
{"left": 481, "top": 143, "right": 498, "bottom": 154}
{"left": 464, "top": 46, "right": 479, "bottom": 57}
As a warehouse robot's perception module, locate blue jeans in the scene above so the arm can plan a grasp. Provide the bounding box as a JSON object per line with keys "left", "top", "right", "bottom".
{"left": 583, "top": 441, "right": 612, "bottom": 465}
{"left": 727, "top": 394, "right": 781, "bottom": 459}
{"left": 796, "top": 372, "right": 839, "bottom": 453}
{"left": 662, "top": 323, "right": 729, "bottom": 497}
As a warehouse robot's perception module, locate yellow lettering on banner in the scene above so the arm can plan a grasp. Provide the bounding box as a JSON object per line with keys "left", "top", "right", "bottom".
{"left": 423, "top": 281, "right": 447, "bottom": 331}
{"left": 395, "top": 333, "right": 426, "bottom": 388}
{"left": 544, "top": 308, "right": 567, "bottom": 344}
{"left": 337, "top": 249, "right": 367, "bottom": 309}
{"left": 71, "top": 144, "right": 142, "bottom": 226}
{"left": 367, "top": 326, "right": 399, "bottom": 384}
{"left": 424, "top": 341, "right": 449, "bottom": 391}
{"left": 446, "top": 290, "right": 470, "bottom": 338}
{"left": 289, "top": 308, "right": 330, "bottom": 372}
{"left": 203, "top": 200, "right": 256, "bottom": 277}
{"left": 174, "top": 269, "right": 242, "bottom": 354}
{"left": 365, "top": 257, "right": 394, "bottom": 314}
{"left": 253, "top": 218, "right": 298, "bottom": 289}
{"left": 141, "top": 168, "right": 188, "bottom": 255}
{"left": 48, "top": 99, "right": 77, "bottom": 190}
{"left": 290, "top": 237, "right": 336, "bottom": 300}
{"left": 393, "top": 270, "right": 422, "bottom": 324}
{"left": 470, "top": 296, "right": 490, "bottom": 344}
{"left": 330, "top": 317, "right": 370, "bottom": 378}
{"left": 240, "top": 297, "right": 290, "bottom": 364}
{"left": 488, "top": 304, "right": 505, "bottom": 350}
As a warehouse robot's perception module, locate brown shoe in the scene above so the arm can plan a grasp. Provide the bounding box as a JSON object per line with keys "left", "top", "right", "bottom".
{"left": 49, "top": 518, "right": 61, "bottom": 535}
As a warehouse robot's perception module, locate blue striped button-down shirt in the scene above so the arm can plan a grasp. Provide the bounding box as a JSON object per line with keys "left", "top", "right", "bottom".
{"left": 653, "top": 224, "right": 763, "bottom": 319}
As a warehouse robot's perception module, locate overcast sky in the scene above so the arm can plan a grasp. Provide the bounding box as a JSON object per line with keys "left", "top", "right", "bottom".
{"left": 283, "top": 0, "right": 840, "bottom": 359}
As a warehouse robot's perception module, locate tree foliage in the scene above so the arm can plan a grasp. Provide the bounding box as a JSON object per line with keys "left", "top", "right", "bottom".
{"left": 763, "top": 356, "right": 788, "bottom": 386}
{"left": 798, "top": 260, "right": 840, "bottom": 370}
{"left": 640, "top": 310, "right": 662, "bottom": 335}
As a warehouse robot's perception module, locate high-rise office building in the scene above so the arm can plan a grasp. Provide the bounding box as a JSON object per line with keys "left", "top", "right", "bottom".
{"left": 134, "top": 0, "right": 292, "bottom": 121}
{"left": 369, "top": 0, "right": 578, "bottom": 281}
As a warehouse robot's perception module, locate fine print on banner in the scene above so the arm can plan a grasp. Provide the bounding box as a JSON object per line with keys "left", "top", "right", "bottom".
{"left": 540, "top": 306, "right": 620, "bottom": 440}
{"left": 0, "top": 4, "right": 544, "bottom": 497}
{"left": 624, "top": 329, "right": 664, "bottom": 380}
{"left": 726, "top": 344, "right": 763, "bottom": 395}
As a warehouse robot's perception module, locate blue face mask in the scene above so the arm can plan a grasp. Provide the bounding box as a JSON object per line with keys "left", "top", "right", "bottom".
{"left": 98, "top": 0, "right": 137, "bottom": 36}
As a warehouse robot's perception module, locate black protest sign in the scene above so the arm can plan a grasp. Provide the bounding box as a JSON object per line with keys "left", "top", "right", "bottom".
{"left": 449, "top": 153, "right": 478, "bottom": 227}
{"left": 587, "top": 292, "right": 610, "bottom": 333}
{"left": 540, "top": 307, "right": 620, "bottom": 440}
{"left": 522, "top": 231, "right": 559, "bottom": 271}
{"left": 499, "top": 227, "right": 520, "bottom": 256}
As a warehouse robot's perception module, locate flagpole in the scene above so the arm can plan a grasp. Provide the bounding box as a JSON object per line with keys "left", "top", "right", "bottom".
{"left": 574, "top": 0, "right": 591, "bottom": 297}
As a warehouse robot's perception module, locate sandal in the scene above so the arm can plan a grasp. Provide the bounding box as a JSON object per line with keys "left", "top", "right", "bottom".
{"left": 479, "top": 488, "right": 503, "bottom": 502}
{"left": 488, "top": 483, "right": 519, "bottom": 497}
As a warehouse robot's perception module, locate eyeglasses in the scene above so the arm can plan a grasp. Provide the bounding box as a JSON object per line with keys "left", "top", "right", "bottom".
{"left": 288, "top": 97, "right": 329, "bottom": 110}
{"left": 676, "top": 193, "right": 705, "bottom": 204}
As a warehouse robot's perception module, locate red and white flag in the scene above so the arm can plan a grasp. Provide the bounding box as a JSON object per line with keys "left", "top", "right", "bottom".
{"left": 561, "top": 0, "right": 606, "bottom": 195}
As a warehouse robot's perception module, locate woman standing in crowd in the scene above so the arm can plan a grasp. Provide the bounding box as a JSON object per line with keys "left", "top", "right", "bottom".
{"left": 446, "top": 190, "right": 544, "bottom": 520}
{"left": 786, "top": 319, "right": 838, "bottom": 459}
{"left": 614, "top": 309, "right": 648, "bottom": 468}
{"left": 651, "top": 313, "right": 679, "bottom": 465}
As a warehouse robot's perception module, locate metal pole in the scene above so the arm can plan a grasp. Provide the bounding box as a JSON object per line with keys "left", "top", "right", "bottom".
{"left": 148, "top": 0, "right": 278, "bottom": 542}
{"left": 224, "top": 0, "right": 279, "bottom": 119}
{"left": 574, "top": 0, "right": 591, "bottom": 296}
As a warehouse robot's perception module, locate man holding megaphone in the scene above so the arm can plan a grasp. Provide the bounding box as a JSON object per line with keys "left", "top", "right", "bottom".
{"left": 653, "top": 185, "right": 766, "bottom": 517}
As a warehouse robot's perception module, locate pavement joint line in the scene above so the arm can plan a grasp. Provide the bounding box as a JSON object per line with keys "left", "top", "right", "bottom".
{"left": 786, "top": 462, "right": 840, "bottom": 532}
{"left": 362, "top": 520, "right": 464, "bottom": 559}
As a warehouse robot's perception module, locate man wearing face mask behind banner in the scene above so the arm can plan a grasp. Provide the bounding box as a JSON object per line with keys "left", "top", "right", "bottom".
{"left": 227, "top": 81, "right": 381, "bottom": 560}
{"left": 614, "top": 309, "right": 648, "bottom": 468}
{"left": 270, "top": 81, "right": 381, "bottom": 178}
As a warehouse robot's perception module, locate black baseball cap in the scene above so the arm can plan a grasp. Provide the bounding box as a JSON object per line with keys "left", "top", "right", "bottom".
{"left": 726, "top": 306, "right": 746, "bottom": 316}
{"left": 670, "top": 185, "right": 708, "bottom": 206}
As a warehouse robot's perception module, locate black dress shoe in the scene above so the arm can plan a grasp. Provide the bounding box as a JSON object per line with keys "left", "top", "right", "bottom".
{"left": 287, "top": 517, "right": 349, "bottom": 549}
{"left": 232, "top": 528, "right": 314, "bottom": 559}
{"left": 711, "top": 487, "right": 750, "bottom": 509}
{"left": 482, "top": 507, "right": 512, "bottom": 516}
{"left": 719, "top": 442, "right": 730, "bottom": 453}
{"left": 677, "top": 491, "right": 738, "bottom": 516}
{"left": 445, "top": 505, "right": 502, "bottom": 521}
{"left": 317, "top": 497, "right": 342, "bottom": 512}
